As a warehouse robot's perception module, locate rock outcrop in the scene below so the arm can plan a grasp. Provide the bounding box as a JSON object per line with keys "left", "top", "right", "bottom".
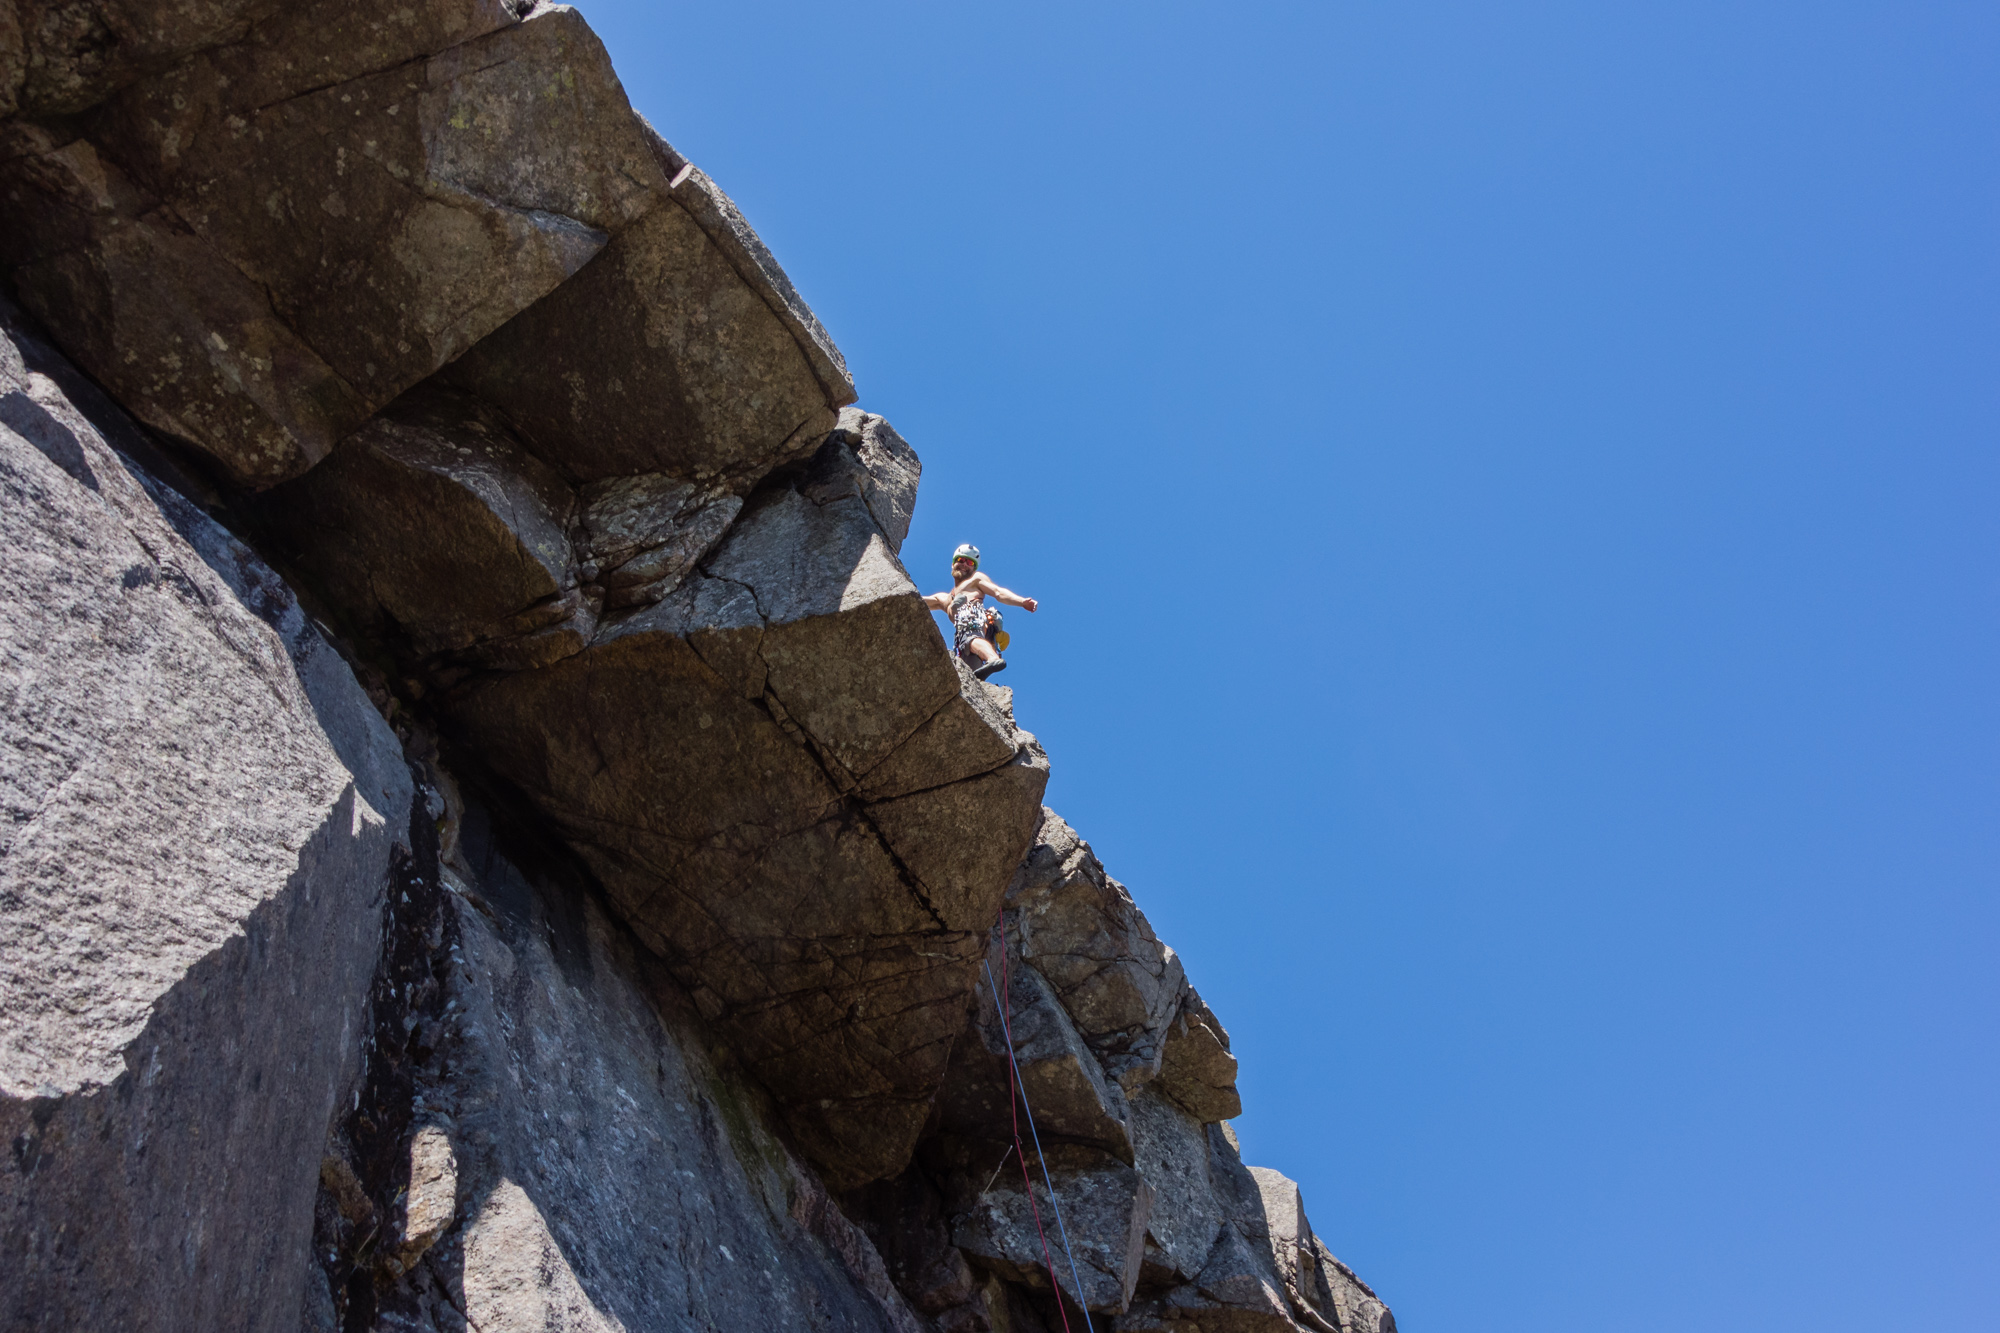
{"left": 0, "top": 4, "right": 1396, "bottom": 1331}
{"left": 845, "top": 811, "right": 1387, "bottom": 1333}
{"left": 306, "top": 763, "right": 934, "bottom": 1333}
{"left": 0, "top": 0, "right": 852, "bottom": 490}
{"left": 0, "top": 296, "right": 410, "bottom": 1331}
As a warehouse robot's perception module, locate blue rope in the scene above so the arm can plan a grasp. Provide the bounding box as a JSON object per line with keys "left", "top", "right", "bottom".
{"left": 984, "top": 954, "right": 1098, "bottom": 1333}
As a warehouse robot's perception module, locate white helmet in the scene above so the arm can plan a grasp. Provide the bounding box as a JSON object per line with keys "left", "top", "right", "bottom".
{"left": 952, "top": 543, "right": 981, "bottom": 566}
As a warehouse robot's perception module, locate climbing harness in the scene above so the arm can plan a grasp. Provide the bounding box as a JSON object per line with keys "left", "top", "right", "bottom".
{"left": 982, "top": 910, "right": 1097, "bottom": 1333}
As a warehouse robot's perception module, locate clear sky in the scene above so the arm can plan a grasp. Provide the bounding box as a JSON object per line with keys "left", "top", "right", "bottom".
{"left": 575, "top": 3, "right": 1997, "bottom": 1328}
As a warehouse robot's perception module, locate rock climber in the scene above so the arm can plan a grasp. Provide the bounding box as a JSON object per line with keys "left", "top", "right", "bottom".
{"left": 922, "top": 543, "right": 1037, "bottom": 680}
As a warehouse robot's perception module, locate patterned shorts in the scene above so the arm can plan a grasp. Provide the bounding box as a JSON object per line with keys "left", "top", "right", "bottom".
{"left": 952, "top": 601, "right": 991, "bottom": 656}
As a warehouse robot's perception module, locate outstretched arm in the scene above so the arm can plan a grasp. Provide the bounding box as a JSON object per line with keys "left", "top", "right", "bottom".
{"left": 921, "top": 590, "right": 951, "bottom": 611}
{"left": 976, "top": 574, "right": 1038, "bottom": 612}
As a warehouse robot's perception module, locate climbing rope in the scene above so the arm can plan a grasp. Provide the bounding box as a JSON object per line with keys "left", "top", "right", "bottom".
{"left": 984, "top": 911, "right": 1099, "bottom": 1333}
{"left": 981, "top": 951, "right": 1073, "bottom": 1333}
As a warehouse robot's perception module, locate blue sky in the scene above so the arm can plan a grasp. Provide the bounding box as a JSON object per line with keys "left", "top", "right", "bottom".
{"left": 575, "top": 3, "right": 1997, "bottom": 1327}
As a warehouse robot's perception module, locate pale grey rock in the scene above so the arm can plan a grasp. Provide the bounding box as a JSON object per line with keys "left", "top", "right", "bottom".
{"left": 1129, "top": 1088, "right": 1230, "bottom": 1287}
{"left": 1117, "top": 1246, "right": 1297, "bottom": 1332}
{"left": 949, "top": 1144, "right": 1153, "bottom": 1315}
{"left": 1111, "top": 1124, "right": 1305, "bottom": 1333}
{"left": 574, "top": 472, "right": 742, "bottom": 610}
{"left": 1245, "top": 1168, "right": 1398, "bottom": 1333}
{"left": 1158, "top": 985, "right": 1244, "bottom": 1123}
{"left": 1010, "top": 811, "right": 1193, "bottom": 1096}
{"left": 1248, "top": 1167, "right": 1339, "bottom": 1333}
{"left": 0, "top": 297, "right": 410, "bottom": 1330}
{"left": 935, "top": 927, "right": 1134, "bottom": 1161}
{"left": 807, "top": 407, "right": 923, "bottom": 554}
{"left": 1185, "top": 1224, "right": 1300, "bottom": 1331}
{"left": 1315, "top": 1238, "right": 1398, "bottom": 1333}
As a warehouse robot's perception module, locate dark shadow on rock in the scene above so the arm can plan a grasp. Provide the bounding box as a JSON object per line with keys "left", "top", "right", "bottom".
{"left": 1, "top": 785, "right": 389, "bottom": 1333}
{"left": 314, "top": 760, "right": 930, "bottom": 1332}
{"left": 0, "top": 390, "right": 95, "bottom": 490}
{"left": 0, "top": 290, "right": 224, "bottom": 509}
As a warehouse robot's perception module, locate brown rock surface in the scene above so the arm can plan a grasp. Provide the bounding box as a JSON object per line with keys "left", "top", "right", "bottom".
{"left": 252, "top": 387, "right": 590, "bottom": 668}
{"left": 8, "top": 0, "right": 271, "bottom": 117}
{"left": 0, "top": 130, "right": 367, "bottom": 486}
{"left": 1, "top": 3, "right": 653, "bottom": 485}
{"left": 0, "top": 297, "right": 410, "bottom": 1330}
{"left": 2, "top": 0, "right": 856, "bottom": 495}
{"left": 643, "top": 124, "right": 857, "bottom": 413}
{"left": 119, "top": 6, "right": 645, "bottom": 389}
{"left": 440, "top": 462, "right": 1047, "bottom": 1189}
{"left": 443, "top": 197, "right": 837, "bottom": 488}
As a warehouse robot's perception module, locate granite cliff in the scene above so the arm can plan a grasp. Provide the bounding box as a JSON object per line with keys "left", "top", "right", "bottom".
{"left": 0, "top": 4, "right": 1396, "bottom": 1330}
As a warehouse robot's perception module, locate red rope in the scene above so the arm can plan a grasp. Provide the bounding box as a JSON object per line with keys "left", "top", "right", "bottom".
{"left": 996, "top": 909, "right": 1075, "bottom": 1333}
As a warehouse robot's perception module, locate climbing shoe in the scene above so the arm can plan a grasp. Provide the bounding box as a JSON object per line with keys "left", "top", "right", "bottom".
{"left": 973, "top": 657, "right": 1008, "bottom": 680}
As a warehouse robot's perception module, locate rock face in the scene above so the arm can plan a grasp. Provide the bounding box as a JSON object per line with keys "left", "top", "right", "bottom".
{"left": 439, "top": 485, "right": 1050, "bottom": 1189}
{"left": 0, "top": 0, "right": 853, "bottom": 489}
{"left": 841, "top": 811, "right": 1390, "bottom": 1333}
{"left": 0, "top": 3, "right": 1396, "bottom": 1331}
{"left": 0, "top": 296, "right": 411, "bottom": 1331}
{"left": 307, "top": 772, "right": 931, "bottom": 1333}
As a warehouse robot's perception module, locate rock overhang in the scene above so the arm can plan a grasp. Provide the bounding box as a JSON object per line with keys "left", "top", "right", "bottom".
{"left": 0, "top": 2, "right": 1397, "bottom": 1326}
{"left": 431, "top": 469, "right": 1051, "bottom": 1187}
